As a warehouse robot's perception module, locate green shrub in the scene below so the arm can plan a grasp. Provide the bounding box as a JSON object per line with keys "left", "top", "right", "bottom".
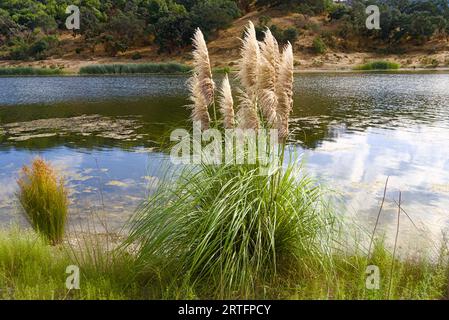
{"left": 29, "top": 38, "right": 49, "bottom": 58}
{"left": 17, "top": 158, "right": 68, "bottom": 245}
{"left": 131, "top": 52, "right": 142, "bottom": 60}
{"left": 312, "top": 37, "right": 327, "bottom": 54}
{"left": 269, "top": 25, "right": 299, "bottom": 44}
{"left": 9, "top": 42, "right": 30, "bottom": 60}
{"left": 258, "top": 15, "right": 271, "bottom": 27}
{"left": 283, "top": 27, "right": 299, "bottom": 44}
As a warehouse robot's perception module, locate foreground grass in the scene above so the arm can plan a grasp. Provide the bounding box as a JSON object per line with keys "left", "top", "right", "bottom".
{"left": 79, "top": 63, "right": 192, "bottom": 75}
{"left": 0, "top": 67, "right": 64, "bottom": 76}
{"left": 0, "top": 227, "right": 447, "bottom": 300}
{"left": 2, "top": 159, "right": 447, "bottom": 300}
{"left": 0, "top": 228, "right": 143, "bottom": 299}
{"left": 354, "top": 61, "right": 400, "bottom": 71}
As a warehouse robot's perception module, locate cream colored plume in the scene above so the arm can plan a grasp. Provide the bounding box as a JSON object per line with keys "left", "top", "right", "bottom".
{"left": 192, "top": 28, "right": 215, "bottom": 106}
{"left": 258, "top": 28, "right": 279, "bottom": 126}
{"left": 237, "top": 89, "right": 259, "bottom": 130}
{"left": 218, "top": 74, "right": 235, "bottom": 129}
{"left": 276, "top": 42, "right": 294, "bottom": 140}
{"left": 237, "top": 21, "right": 260, "bottom": 96}
{"left": 188, "top": 74, "right": 210, "bottom": 130}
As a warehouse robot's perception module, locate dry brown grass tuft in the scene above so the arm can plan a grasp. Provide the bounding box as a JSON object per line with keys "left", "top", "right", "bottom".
{"left": 17, "top": 158, "right": 68, "bottom": 245}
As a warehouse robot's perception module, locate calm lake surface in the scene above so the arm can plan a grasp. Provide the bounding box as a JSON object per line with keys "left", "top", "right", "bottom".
{"left": 1, "top": 74, "right": 448, "bottom": 248}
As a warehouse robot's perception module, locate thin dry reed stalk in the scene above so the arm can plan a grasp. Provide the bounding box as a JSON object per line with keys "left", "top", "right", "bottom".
{"left": 368, "top": 176, "right": 389, "bottom": 259}
{"left": 388, "top": 191, "right": 402, "bottom": 299}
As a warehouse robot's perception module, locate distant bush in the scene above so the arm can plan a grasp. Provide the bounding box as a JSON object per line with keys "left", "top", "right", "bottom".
{"left": 0, "top": 67, "right": 63, "bottom": 75}
{"left": 131, "top": 52, "right": 142, "bottom": 60}
{"left": 29, "top": 38, "right": 49, "bottom": 58}
{"left": 420, "top": 57, "right": 439, "bottom": 68}
{"left": 17, "top": 158, "right": 68, "bottom": 245}
{"left": 282, "top": 27, "right": 299, "bottom": 44}
{"left": 354, "top": 61, "right": 401, "bottom": 70}
{"left": 8, "top": 35, "right": 58, "bottom": 60}
{"left": 430, "top": 59, "right": 439, "bottom": 68}
{"left": 328, "top": 4, "right": 351, "bottom": 21}
{"left": 258, "top": 15, "right": 271, "bottom": 27}
{"left": 79, "top": 63, "right": 192, "bottom": 75}
{"left": 9, "top": 44, "right": 30, "bottom": 60}
{"left": 269, "top": 25, "right": 299, "bottom": 44}
{"left": 312, "top": 37, "right": 327, "bottom": 54}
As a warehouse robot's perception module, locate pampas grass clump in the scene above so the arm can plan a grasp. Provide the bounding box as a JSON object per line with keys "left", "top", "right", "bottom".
{"left": 125, "top": 22, "right": 334, "bottom": 298}
{"left": 17, "top": 158, "right": 68, "bottom": 245}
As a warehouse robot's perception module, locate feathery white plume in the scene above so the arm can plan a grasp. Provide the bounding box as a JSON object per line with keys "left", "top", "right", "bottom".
{"left": 237, "top": 21, "right": 260, "bottom": 96}
{"left": 188, "top": 74, "right": 210, "bottom": 130}
{"left": 258, "top": 28, "right": 279, "bottom": 126}
{"left": 218, "top": 74, "right": 235, "bottom": 129}
{"left": 237, "top": 88, "right": 259, "bottom": 130}
{"left": 276, "top": 42, "right": 294, "bottom": 140}
{"left": 192, "top": 28, "right": 215, "bottom": 106}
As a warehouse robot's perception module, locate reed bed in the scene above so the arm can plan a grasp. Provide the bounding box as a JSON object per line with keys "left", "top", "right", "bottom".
{"left": 79, "top": 63, "right": 191, "bottom": 75}
{"left": 354, "top": 60, "right": 400, "bottom": 70}
{"left": 0, "top": 67, "right": 63, "bottom": 76}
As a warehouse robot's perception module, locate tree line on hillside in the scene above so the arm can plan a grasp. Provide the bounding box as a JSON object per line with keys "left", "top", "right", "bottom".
{"left": 0, "top": 0, "right": 242, "bottom": 59}
{"left": 1, "top": 0, "right": 449, "bottom": 61}
{"left": 261, "top": 0, "right": 449, "bottom": 45}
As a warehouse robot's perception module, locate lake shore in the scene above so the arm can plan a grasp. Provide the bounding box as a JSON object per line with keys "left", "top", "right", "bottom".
{"left": 2, "top": 49, "right": 449, "bottom": 75}
{"left": 1, "top": 60, "right": 449, "bottom": 75}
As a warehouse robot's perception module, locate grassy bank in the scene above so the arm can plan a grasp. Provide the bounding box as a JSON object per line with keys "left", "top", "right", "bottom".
{"left": 354, "top": 60, "right": 401, "bottom": 71}
{"left": 0, "top": 67, "right": 64, "bottom": 76}
{"left": 0, "top": 227, "right": 447, "bottom": 299}
{"left": 79, "top": 63, "right": 192, "bottom": 75}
